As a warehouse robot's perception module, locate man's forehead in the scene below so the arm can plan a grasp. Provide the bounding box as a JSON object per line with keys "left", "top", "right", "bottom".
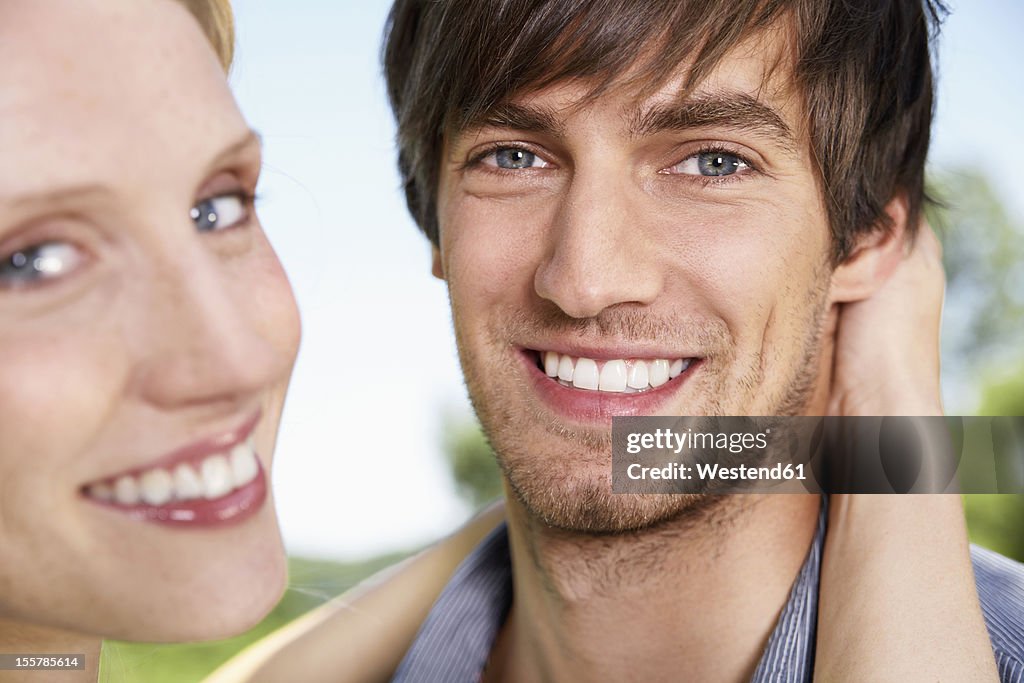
{"left": 464, "top": 41, "right": 802, "bottom": 157}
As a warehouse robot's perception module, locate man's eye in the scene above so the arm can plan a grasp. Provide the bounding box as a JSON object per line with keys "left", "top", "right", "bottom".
{"left": 190, "top": 193, "right": 250, "bottom": 233}
{"left": 484, "top": 148, "right": 552, "bottom": 170}
{"left": 667, "top": 151, "right": 750, "bottom": 177}
{"left": 0, "top": 242, "right": 84, "bottom": 287}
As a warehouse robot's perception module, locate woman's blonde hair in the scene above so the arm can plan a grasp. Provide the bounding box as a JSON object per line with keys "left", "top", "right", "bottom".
{"left": 176, "top": 0, "right": 235, "bottom": 72}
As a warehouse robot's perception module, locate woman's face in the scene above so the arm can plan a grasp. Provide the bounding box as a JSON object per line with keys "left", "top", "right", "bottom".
{"left": 0, "top": 0, "right": 301, "bottom": 641}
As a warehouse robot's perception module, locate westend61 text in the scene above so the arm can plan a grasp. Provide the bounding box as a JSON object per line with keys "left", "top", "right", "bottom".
{"left": 627, "top": 462, "right": 807, "bottom": 481}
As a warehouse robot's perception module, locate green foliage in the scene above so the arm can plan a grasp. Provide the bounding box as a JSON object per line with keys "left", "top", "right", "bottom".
{"left": 979, "top": 365, "right": 1024, "bottom": 416}
{"left": 962, "top": 364, "right": 1024, "bottom": 563}
{"left": 964, "top": 495, "right": 1024, "bottom": 563}
{"left": 441, "top": 412, "right": 503, "bottom": 508}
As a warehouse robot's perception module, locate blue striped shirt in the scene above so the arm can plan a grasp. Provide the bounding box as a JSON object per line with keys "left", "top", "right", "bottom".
{"left": 394, "top": 502, "right": 1024, "bottom": 682}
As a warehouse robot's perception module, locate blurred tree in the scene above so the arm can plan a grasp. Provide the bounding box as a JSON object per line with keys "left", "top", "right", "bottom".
{"left": 930, "top": 168, "right": 1024, "bottom": 562}
{"left": 928, "top": 169, "right": 1024, "bottom": 411}
{"left": 442, "top": 412, "right": 502, "bottom": 508}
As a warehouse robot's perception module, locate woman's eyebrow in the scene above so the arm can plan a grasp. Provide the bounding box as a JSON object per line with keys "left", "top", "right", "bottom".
{"left": 0, "top": 130, "right": 265, "bottom": 211}
{"left": 203, "top": 128, "right": 263, "bottom": 172}
{"left": 627, "top": 91, "right": 798, "bottom": 155}
{"left": 1, "top": 183, "right": 116, "bottom": 211}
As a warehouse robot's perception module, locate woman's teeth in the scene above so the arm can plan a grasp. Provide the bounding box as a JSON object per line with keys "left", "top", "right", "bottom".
{"left": 86, "top": 441, "right": 260, "bottom": 506}
{"left": 542, "top": 352, "right": 691, "bottom": 393}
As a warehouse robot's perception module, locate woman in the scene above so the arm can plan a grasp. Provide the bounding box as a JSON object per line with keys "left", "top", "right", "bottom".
{"left": 0, "top": 1, "right": 998, "bottom": 681}
{"left": 0, "top": 0, "right": 299, "bottom": 679}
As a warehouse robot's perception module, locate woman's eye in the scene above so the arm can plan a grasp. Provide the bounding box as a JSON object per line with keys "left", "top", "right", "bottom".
{"left": 0, "top": 242, "right": 83, "bottom": 287}
{"left": 190, "top": 193, "right": 249, "bottom": 233}
{"left": 667, "top": 151, "right": 750, "bottom": 177}
{"left": 483, "top": 148, "right": 552, "bottom": 170}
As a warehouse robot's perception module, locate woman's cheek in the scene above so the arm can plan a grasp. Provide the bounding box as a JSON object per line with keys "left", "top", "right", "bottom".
{"left": 0, "top": 335, "right": 123, "bottom": 475}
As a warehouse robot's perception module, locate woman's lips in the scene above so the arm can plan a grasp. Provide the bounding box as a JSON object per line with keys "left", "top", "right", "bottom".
{"left": 81, "top": 411, "right": 268, "bottom": 527}
{"left": 86, "top": 459, "right": 268, "bottom": 527}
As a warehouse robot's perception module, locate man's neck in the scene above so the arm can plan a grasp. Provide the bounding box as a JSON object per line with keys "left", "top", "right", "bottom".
{"left": 487, "top": 494, "right": 820, "bottom": 683}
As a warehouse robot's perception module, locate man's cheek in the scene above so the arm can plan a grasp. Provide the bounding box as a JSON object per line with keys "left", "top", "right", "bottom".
{"left": 446, "top": 228, "right": 539, "bottom": 304}
{"left": 446, "top": 249, "right": 515, "bottom": 305}
{"left": 686, "top": 243, "right": 778, "bottom": 332}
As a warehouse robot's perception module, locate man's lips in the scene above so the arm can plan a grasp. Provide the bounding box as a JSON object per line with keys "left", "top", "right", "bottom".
{"left": 80, "top": 411, "right": 267, "bottom": 526}
{"left": 520, "top": 347, "right": 702, "bottom": 421}
{"left": 535, "top": 349, "right": 693, "bottom": 393}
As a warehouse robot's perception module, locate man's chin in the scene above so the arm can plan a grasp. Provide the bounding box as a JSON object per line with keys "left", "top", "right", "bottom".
{"left": 503, "top": 465, "right": 723, "bottom": 536}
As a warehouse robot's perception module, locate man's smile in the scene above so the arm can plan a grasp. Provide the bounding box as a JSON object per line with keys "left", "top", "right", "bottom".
{"left": 537, "top": 350, "right": 693, "bottom": 393}
{"left": 518, "top": 347, "right": 703, "bottom": 422}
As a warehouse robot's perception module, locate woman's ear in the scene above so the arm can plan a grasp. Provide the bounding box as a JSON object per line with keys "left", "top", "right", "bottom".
{"left": 829, "top": 194, "right": 911, "bottom": 304}
{"left": 431, "top": 245, "right": 445, "bottom": 280}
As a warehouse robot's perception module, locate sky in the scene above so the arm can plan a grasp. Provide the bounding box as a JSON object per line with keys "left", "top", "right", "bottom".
{"left": 227, "top": 1, "right": 1024, "bottom": 560}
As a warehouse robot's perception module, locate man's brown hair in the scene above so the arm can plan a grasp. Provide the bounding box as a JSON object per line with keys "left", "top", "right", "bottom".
{"left": 383, "top": 0, "right": 946, "bottom": 263}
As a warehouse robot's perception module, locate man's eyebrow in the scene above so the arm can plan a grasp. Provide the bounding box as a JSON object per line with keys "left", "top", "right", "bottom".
{"left": 463, "top": 102, "right": 565, "bottom": 139}
{"left": 627, "top": 92, "right": 797, "bottom": 153}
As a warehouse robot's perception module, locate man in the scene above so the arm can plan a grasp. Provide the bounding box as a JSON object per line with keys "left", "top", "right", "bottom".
{"left": 383, "top": 1, "right": 1024, "bottom": 680}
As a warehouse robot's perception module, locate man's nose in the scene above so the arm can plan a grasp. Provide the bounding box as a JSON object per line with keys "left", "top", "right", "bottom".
{"left": 534, "top": 170, "right": 663, "bottom": 318}
{"left": 129, "top": 243, "right": 291, "bottom": 411}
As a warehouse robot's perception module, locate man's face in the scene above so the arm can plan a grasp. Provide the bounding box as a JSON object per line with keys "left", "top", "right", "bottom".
{"left": 436, "top": 29, "right": 834, "bottom": 532}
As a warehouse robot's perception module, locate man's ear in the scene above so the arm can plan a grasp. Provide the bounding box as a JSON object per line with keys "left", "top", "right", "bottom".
{"left": 829, "top": 194, "right": 910, "bottom": 304}
{"left": 431, "top": 245, "right": 445, "bottom": 280}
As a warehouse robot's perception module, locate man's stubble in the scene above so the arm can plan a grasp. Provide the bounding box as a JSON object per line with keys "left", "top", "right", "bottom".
{"left": 450, "top": 270, "right": 830, "bottom": 536}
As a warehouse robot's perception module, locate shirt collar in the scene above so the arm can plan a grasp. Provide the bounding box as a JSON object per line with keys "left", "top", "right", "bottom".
{"left": 395, "top": 498, "right": 826, "bottom": 682}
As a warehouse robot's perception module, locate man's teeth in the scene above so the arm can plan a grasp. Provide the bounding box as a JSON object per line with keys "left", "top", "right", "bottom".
{"left": 650, "top": 359, "right": 670, "bottom": 387}
{"left": 574, "top": 358, "right": 599, "bottom": 390}
{"left": 599, "top": 359, "right": 626, "bottom": 392}
{"left": 86, "top": 441, "right": 260, "bottom": 506}
{"left": 542, "top": 351, "right": 691, "bottom": 393}
{"left": 627, "top": 360, "right": 649, "bottom": 389}
{"left": 557, "top": 354, "right": 574, "bottom": 382}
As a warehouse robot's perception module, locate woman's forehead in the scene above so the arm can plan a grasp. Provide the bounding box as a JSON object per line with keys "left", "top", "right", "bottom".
{"left": 0, "top": 0, "right": 243, "bottom": 200}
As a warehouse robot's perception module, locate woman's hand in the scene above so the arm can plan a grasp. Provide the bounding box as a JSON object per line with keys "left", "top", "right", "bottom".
{"left": 828, "top": 224, "right": 945, "bottom": 417}
{"left": 205, "top": 501, "right": 506, "bottom": 683}
{"left": 816, "top": 222, "right": 998, "bottom": 681}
